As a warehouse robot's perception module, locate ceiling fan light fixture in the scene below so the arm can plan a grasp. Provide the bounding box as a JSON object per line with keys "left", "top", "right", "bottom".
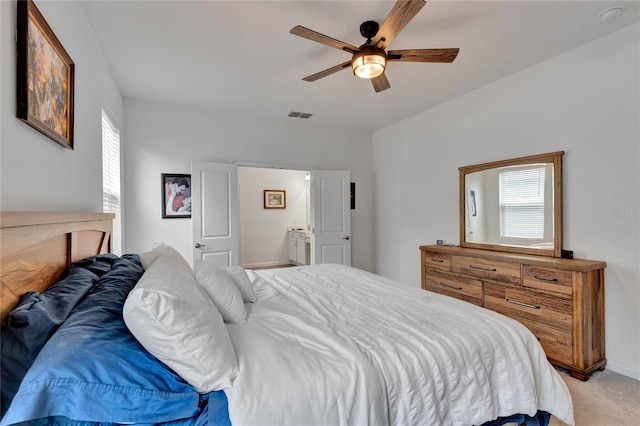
{"left": 352, "top": 50, "right": 386, "bottom": 79}
{"left": 291, "top": 0, "right": 457, "bottom": 92}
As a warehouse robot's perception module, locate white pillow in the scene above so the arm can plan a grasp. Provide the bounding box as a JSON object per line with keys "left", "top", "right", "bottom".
{"left": 124, "top": 246, "right": 238, "bottom": 393}
{"left": 224, "top": 266, "right": 257, "bottom": 303}
{"left": 139, "top": 251, "right": 160, "bottom": 270}
{"left": 194, "top": 261, "right": 247, "bottom": 324}
{"left": 139, "top": 243, "right": 189, "bottom": 270}
{"left": 245, "top": 268, "right": 267, "bottom": 288}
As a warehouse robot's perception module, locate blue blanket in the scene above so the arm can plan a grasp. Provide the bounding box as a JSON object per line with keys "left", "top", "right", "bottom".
{"left": 1, "top": 254, "right": 229, "bottom": 426}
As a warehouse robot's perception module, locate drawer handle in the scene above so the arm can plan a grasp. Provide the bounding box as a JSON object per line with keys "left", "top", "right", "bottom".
{"left": 440, "top": 282, "right": 463, "bottom": 291}
{"left": 430, "top": 258, "right": 444, "bottom": 263}
{"left": 469, "top": 264, "right": 497, "bottom": 272}
{"left": 506, "top": 298, "right": 540, "bottom": 310}
{"left": 534, "top": 275, "right": 559, "bottom": 283}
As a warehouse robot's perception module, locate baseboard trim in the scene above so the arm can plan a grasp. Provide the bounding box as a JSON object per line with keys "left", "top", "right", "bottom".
{"left": 606, "top": 361, "right": 640, "bottom": 381}
{"left": 242, "top": 261, "right": 294, "bottom": 269}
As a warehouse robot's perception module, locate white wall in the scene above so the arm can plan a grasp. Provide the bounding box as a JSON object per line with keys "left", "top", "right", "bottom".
{"left": 0, "top": 0, "right": 123, "bottom": 212}
{"left": 239, "top": 167, "right": 308, "bottom": 268}
{"left": 123, "top": 99, "right": 374, "bottom": 272}
{"left": 373, "top": 23, "right": 640, "bottom": 380}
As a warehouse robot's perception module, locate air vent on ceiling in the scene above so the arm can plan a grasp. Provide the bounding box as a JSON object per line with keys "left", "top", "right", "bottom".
{"left": 288, "top": 111, "right": 313, "bottom": 119}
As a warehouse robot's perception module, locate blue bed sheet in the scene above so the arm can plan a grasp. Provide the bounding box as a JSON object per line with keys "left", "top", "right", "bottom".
{"left": 8, "top": 392, "right": 228, "bottom": 426}
{"left": 481, "top": 411, "right": 551, "bottom": 426}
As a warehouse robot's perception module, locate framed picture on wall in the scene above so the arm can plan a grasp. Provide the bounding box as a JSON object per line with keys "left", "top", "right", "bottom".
{"left": 264, "top": 189, "right": 286, "bottom": 209}
{"left": 162, "top": 174, "right": 192, "bottom": 218}
{"left": 16, "top": 0, "right": 75, "bottom": 149}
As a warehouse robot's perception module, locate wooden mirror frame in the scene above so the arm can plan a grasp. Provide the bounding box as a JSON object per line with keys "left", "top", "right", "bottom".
{"left": 459, "top": 151, "right": 564, "bottom": 258}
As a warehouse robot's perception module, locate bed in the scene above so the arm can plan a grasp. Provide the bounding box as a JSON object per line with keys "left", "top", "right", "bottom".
{"left": 0, "top": 211, "right": 574, "bottom": 426}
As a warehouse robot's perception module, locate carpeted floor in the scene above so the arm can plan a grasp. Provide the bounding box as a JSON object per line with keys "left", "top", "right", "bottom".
{"left": 549, "top": 368, "right": 640, "bottom": 425}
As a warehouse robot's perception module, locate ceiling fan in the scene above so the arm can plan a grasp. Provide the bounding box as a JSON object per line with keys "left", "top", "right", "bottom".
{"left": 290, "top": 0, "right": 459, "bottom": 93}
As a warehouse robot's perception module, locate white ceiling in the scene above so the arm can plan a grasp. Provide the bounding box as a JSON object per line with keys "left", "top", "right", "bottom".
{"left": 82, "top": 1, "right": 640, "bottom": 132}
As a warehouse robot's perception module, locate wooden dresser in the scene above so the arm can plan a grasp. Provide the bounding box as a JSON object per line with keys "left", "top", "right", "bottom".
{"left": 420, "top": 245, "right": 606, "bottom": 380}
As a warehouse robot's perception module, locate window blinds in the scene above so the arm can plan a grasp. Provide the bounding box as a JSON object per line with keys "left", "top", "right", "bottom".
{"left": 102, "top": 110, "right": 122, "bottom": 254}
{"left": 499, "top": 167, "right": 545, "bottom": 239}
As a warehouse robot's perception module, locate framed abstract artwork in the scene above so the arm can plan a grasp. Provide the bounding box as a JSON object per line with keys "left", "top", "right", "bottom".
{"left": 16, "top": 0, "right": 75, "bottom": 149}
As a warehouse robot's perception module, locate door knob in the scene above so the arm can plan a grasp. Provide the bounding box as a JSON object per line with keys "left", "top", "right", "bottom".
{"left": 195, "top": 243, "right": 206, "bottom": 248}
{"left": 342, "top": 236, "right": 350, "bottom": 241}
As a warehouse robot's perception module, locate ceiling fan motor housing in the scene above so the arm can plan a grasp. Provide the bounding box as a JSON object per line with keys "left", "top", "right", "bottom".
{"left": 353, "top": 45, "right": 387, "bottom": 61}
{"left": 359, "top": 20, "right": 380, "bottom": 41}
{"left": 353, "top": 21, "right": 387, "bottom": 79}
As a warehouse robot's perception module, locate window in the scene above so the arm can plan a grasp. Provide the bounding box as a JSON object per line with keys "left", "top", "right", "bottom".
{"left": 102, "top": 109, "right": 122, "bottom": 254}
{"left": 499, "top": 166, "right": 545, "bottom": 239}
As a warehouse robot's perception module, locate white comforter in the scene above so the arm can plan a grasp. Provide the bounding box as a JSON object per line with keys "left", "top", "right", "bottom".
{"left": 225, "top": 264, "right": 574, "bottom": 426}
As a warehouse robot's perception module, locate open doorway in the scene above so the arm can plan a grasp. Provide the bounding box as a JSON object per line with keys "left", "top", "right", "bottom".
{"left": 191, "top": 161, "right": 351, "bottom": 268}
{"left": 238, "top": 166, "right": 310, "bottom": 268}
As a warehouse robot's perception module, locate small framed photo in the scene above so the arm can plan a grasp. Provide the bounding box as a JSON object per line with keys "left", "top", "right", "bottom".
{"left": 264, "top": 189, "right": 286, "bottom": 209}
{"left": 162, "top": 174, "right": 192, "bottom": 218}
{"left": 16, "top": 0, "right": 75, "bottom": 149}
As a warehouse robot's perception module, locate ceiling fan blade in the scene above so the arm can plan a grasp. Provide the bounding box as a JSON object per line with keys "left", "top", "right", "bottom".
{"left": 371, "top": 74, "right": 391, "bottom": 93}
{"left": 372, "top": 0, "right": 426, "bottom": 49}
{"left": 387, "top": 48, "right": 459, "bottom": 63}
{"left": 302, "top": 61, "right": 352, "bottom": 82}
{"left": 290, "top": 26, "right": 359, "bottom": 54}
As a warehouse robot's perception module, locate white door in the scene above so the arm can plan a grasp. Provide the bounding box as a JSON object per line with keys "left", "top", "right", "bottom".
{"left": 310, "top": 170, "right": 351, "bottom": 265}
{"left": 191, "top": 162, "right": 239, "bottom": 266}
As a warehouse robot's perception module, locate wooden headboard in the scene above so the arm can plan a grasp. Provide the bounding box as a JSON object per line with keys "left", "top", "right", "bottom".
{"left": 0, "top": 211, "right": 114, "bottom": 323}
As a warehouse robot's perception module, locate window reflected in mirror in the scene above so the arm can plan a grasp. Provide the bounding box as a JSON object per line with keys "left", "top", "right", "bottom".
{"left": 459, "top": 152, "right": 563, "bottom": 257}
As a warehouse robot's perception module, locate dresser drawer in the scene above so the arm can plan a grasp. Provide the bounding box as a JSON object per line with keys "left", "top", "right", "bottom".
{"left": 422, "top": 251, "right": 451, "bottom": 272}
{"left": 451, "top": 255, "right": 520, "bottom": 285}
{"left": 516, "top": 317, "right": 573, "bottom": 366}
{"left": 523, "top": 265, "right": 572, "bottom": 295}
{"left": 424, "top": 270, "right": 482, "bottom": 306}
{"left": 484, "top": 283, "right": 572, "bottom": 330}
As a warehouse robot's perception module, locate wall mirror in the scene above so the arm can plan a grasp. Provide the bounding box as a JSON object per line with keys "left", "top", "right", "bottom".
{"left": 459, "top": 151, "right": 563, "bottom": 257}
